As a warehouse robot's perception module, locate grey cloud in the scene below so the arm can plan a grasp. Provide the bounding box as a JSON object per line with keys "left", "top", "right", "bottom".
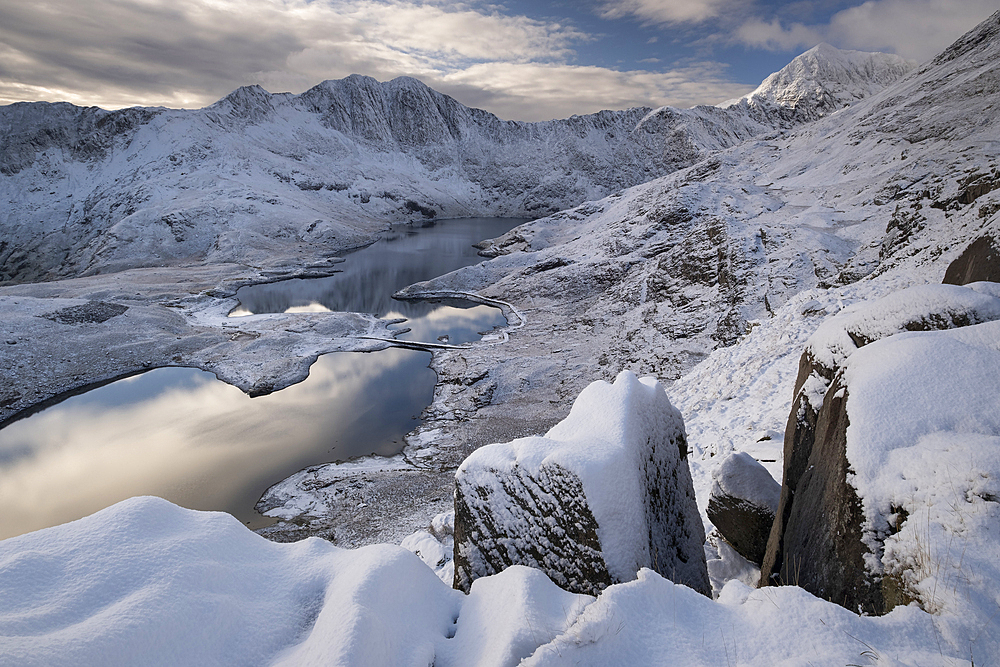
{"left": 0, "top": 0, "right": 751, "bottom": 119}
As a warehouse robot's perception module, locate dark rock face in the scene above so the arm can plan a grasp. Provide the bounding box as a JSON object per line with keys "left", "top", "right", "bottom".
{"left": 766, "top": 379, "right": 883, "bottom": 613}
{"left": 943, "top": 235, "right": 1000, "bottom": 285}
{"left": 760, "top": 283, "right": 1000, "bottom": 613}
{"left": 41, "top": 301, "right": 129, "bottom": 325}
{"left": 707, "top": 452, "right": 780, "bottom": 566}
{"left": 453, "top": 462, "right": 613, "bottom": 596}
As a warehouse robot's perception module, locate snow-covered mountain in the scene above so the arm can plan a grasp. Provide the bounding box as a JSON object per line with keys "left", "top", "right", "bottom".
{"left": 0, "top": 45, "right": 913, "bottom": 285}
{"left": 727, "top": 42, "right": 915, "bottom": 120}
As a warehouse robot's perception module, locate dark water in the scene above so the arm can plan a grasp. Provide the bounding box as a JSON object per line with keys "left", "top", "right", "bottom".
{"left": 232, "top": 217, "right": 525, "bottom": 343}
{"left": 0, "top": 218, "right": 526, "bottom": 539}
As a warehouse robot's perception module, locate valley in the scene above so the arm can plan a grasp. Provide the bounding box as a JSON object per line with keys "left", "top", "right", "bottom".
{"left": 1, "top": 12, "right": 1000, "bottom": 665}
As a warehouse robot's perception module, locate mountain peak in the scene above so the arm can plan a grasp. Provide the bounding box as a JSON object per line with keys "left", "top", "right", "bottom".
{"left": 740, "top": 43, "right": 916, "bottom": 116}
{"left": 208, "top": 84, "right": 277, "bottom": 120}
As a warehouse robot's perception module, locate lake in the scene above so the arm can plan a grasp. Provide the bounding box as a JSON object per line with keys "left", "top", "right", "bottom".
{"left": 0, "top": 217, "right": 525, "bottom": 539}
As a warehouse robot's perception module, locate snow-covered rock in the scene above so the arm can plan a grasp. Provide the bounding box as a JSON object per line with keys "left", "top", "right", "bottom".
{"left": 760, "top": 283, "right": 1000, "bottom": 615}
{"left": 9, "top": 494, "right": 987, "bottom": 666}
{"left": 453, "top": 371, "right": 709, "bottom": 596}
{"left": 707, "top": 452, "right": 780, "bottom": 566}
{"left": 0, "top": 496, "right": 602, "bottom": 667}
{"left": 727, "top": 43, "right": 915, "bottom": 122}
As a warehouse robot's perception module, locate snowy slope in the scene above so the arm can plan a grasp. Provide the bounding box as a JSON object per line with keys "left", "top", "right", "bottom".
{"left": 393, "top": 4, "right": 1000, "bottom": 602}
{"left": 728, "top": 43, "right": 916, "bottom": 120}
{"left": 0, "top": 46, "right": 912, "bottom": 284}
{"left": 0, "top": 496, "right": 978, "bottom": 666}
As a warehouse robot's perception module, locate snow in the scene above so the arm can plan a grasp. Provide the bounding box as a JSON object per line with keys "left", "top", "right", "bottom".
{"left": 0, "top": 496, "right": 459, "bottom": 667}
{"left": 737, "top": 43, "right": 915, "bottom": 117}
{"left": 0, "top": 495, "right": 983, "bottom": 667}
{"left": 400, "top": 510, "right": 455, "bottom": 584}
{"left": 710, "top": 452, "right": 780, "bottom": 513}
{"left": 524, "top": 570, "right": 953, "bottom": 666}
{"left": 842, "top": 320, "right": 1000, "bottom": 632}
{"left": 805, "top": 283, "right": 1000, "bottom": 373}
{"left": 3, "top": 11, "right": 1000, "bottom": 665}
{"left": 436, "top": 566, "right": 592, "bottom": 667}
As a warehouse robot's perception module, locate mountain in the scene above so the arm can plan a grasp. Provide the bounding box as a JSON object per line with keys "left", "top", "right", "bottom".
{"left": 384, "top": 7, "right": 1000, "bottom": 559}
{"left": 730, "top": 42, "right": 915, "bottom": 120}
{"left": 0, "top": 46, "right": 913, "bottom": 285}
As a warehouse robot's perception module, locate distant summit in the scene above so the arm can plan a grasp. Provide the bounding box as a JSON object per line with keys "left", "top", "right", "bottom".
{"left": 729, "top": 43, "right": 916, "bottom": 119}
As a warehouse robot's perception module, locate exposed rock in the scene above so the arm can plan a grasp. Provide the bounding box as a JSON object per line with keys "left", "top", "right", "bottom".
{"left": 41, "top": 300, "right": 128, "bottom": 324}
{"left": 760, "top": 284, "right": 1000, "bottom": 613}
{"left": 707, "top": 452, "right": 780, "bottom": 566}
{"left": 453, "top": 371, "right": 709, "bottom": 596}
{"left": 943, "top": 235, "right": 1000, "bottom": 285}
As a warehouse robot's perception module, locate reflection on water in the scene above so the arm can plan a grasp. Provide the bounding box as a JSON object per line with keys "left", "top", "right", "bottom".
{"left": 0, "top": 348, "right": 434, "bottom": 539}
{"left": 232, "top": 217, "right": 524, "bottom": 343}
{"left": 387, "top": 303, "right": 507, "bottom": 344}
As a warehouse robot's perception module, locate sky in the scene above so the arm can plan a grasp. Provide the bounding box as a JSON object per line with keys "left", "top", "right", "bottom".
{"left": 0, "top": 0, "right": 997, "bottom": 121}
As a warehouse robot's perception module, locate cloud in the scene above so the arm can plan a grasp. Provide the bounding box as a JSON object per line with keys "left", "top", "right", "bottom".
{"left": 437, "top": 61, "right": 753, "bottom": 120}
{"left": 0, "top": 0, "right": 752, "bottom": 120}
{"left": 733, "top": 0, "right": 999, "bottom": 62}
{"left": 0, "top": 0, "right": 591, "bottom": 113}
{"left": 734, "top": 18, "right": 825, "bottom": 52}
{"left": 598, "top": 0, "right": 740, "bottom": 24}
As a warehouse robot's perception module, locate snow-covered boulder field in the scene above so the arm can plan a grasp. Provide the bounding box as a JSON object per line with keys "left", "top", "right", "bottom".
{"left": 453, "top": 371, "right": 708, "bottom": 596}
{"left": 761, "top": 283, "right": 1000, "bottom": 617}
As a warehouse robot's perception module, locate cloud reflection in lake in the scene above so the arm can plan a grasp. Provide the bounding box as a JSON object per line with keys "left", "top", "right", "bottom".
{"left": 0, "top": 348, "right": 433, "bottom": 539}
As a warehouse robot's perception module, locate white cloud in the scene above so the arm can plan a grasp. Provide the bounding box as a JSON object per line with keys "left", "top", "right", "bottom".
{"left": 598, "top": 0, "right": 740, "bottom": 24}
{"left": 826, "top": 0, "right": 1000, "bottom": 60}
{"left": 0, "top": 0, "right": 757, "bottom": 120}
{"left": 0, "top": 0, "right": 750, "bottom": 120}
{"left": 438, "top": 61, "right": 753, "bottom": 120}
{"left": 0, "top": 0, "right": 590, "bottom": 114}
{"left": 733, "top": 0, "right": 999, "bottom": 62}
{"left": 735, "top": 18, "right": 825, "bottom": 52}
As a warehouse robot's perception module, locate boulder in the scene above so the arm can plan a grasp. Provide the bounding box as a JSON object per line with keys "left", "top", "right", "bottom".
{"left": 453, "top": 371, "right": 709, "bottom": 597}
{"left": 707, "top": 452, "right": 780, "bottom": 566}
{"left": 760, "top": 284, "right": 1000, "bottom": 614}
{"left": 943, "top": 234, "right": 1000, "bottom": 285}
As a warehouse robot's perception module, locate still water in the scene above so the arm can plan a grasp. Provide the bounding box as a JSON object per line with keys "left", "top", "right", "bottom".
{"left": 0, "top": 348, "right": 434, "bottom": 540}
{"left": 0, "top": 217, "right": 525, "bottom": 539}
{"left": 232, "top": 217, "right": 525, "bottom": 343}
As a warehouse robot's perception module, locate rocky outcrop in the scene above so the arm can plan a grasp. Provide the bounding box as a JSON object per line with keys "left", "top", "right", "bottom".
{"left": 707, "top": 452, "right": 780, "bottom": 566}
{"left": 943, "top": 234, "right": 1000, "bottom": 285}
{"left": 453, "top": 371, "right": 709, "bottom": 597}
{"left": 760, "top": 284, "right": 1000, "bottom": 613}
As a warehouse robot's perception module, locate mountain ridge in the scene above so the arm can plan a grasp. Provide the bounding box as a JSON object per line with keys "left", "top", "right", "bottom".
{"left": 0, "top": 44, "right": 914, "bottom": 284}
